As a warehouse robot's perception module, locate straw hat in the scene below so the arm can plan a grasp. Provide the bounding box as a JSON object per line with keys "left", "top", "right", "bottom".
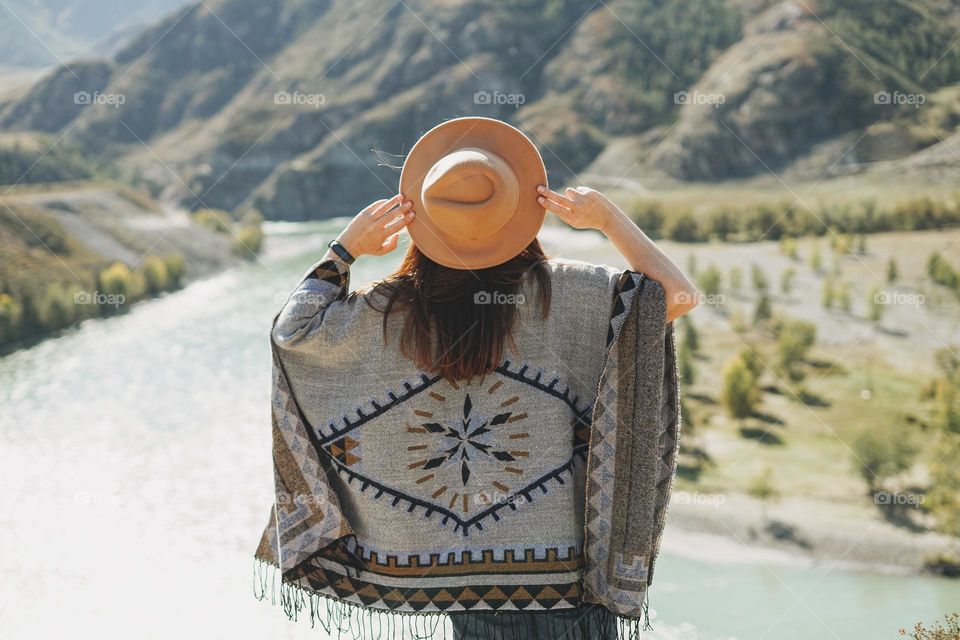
{"left": 400, "top": 117, "right": 547, "bottom": 270}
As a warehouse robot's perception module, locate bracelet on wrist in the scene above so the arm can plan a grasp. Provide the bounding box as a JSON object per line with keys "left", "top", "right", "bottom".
{"left": 327, "top": 238, "right": 355, "bottom": 265}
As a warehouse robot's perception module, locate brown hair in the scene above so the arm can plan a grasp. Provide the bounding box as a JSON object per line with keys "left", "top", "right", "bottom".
{"left": 362, "top": 240, "right": 552, "bottom": 382}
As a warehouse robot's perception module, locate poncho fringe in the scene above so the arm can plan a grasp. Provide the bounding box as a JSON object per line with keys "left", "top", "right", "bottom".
{"left": 253, "top": 557, "right": 651, "bottom": 639}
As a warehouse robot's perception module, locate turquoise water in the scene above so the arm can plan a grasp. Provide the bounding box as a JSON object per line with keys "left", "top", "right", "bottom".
{"left": 0, "top": 220, "right": 956, "bottom": 639}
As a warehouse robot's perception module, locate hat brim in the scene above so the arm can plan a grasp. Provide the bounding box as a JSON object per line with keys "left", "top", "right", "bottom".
{"left": 400, "top": 117, "right": 547, "bottom": 270}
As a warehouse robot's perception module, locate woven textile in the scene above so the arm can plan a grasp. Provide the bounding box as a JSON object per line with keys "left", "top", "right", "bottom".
{"left": 253, "top": 257, "right": 681, "bottom": 636}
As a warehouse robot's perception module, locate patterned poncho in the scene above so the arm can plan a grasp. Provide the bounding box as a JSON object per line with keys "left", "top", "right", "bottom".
{"left": 254, "top": 256, "right": 681, "bottom": 638}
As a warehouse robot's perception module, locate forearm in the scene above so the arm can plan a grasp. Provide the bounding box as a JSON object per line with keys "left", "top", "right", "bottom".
{"left": 601, "top": 208, "right": 699, "bottom": 322}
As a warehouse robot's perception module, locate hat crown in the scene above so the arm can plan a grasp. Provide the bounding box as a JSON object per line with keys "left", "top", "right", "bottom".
{"left": 421, "top": 147, "right": 518, "bottom": 241}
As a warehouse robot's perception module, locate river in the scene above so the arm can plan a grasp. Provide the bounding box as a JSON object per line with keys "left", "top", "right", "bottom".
{"left": 1, "top": 221, "right": 957, "bottom": 639}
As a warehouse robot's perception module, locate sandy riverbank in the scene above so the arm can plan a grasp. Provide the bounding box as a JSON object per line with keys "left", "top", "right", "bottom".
{"left": 662, "top": 490, "right": 958, "bottom": 575}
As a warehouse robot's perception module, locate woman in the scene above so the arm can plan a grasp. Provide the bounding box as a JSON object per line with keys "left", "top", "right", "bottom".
{"left": 254, "top": 118, "right": 698, "bottom": 640}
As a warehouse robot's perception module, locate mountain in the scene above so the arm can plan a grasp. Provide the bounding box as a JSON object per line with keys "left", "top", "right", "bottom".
{"left": 1, "top": 0, "right": 959, "bottom": 219}
{"left": 0, "top": 0, "right": 192, "bottom": 68}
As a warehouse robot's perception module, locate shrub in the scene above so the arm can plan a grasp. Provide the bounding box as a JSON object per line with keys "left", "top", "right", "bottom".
{"left": 0, "top": 293, "right": 22, "bottom": 342}
{"left": 233, "top": 225, "right": 264, "bottom": 259}
{"left": 163, "top": 254, "right": 185, "bottom": 288}
{"left": 900, "top": 612, "right": 960, "bottom": 639}
{"left": 39, "top": 283, "right": 75, "bottom": 331}
{"left": 193, "top": 208, "right": 233, "bottom": 234}
{"left": 99, "top": 262, "right": 134, "bottom": 301}
{"left": 629, "top": 200, "right": 664, "bottom": 238}
{"left": 141, "top": 256, "right": 170, "bottom": 295}
{"left": 664, "top": 210, "right": 700, "bottom": 242}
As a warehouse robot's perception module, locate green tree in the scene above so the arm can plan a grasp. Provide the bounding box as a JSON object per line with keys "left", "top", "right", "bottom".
{"left": 776, "top": 319, "right": 816, "bottom": 384}
{"left": 99, "top": 263, "right": 134, "bottom": 302}
{"left": 810, "top": 240, "right": 822, "bottom": 273}
{"left": 851, "top": 427, "right": 917, "bottom": 492}
{"left": 747, "top": 466, "right": 780, "bottom": 519}
{"left": 721, "top": 355, "right": 760, "bottom": 420}
{"left": 837, "top": 281, "right": 852, "bottom": 313}
{"left": 681, "top": 315, "right": 699, "bottom": 353}
{"left": 868, "top": 285, "right": 885, "bottom": 322}
{"left": 0, "top": 293, "right": 23, "bottom": 342}
{"left": 666, "top": 211, "right": 700, "bottom": 242}
{"left": 926, "top": 444, "right": 960, "bottom": 536}
{"left": 679, "top": 339, "right": 696, "bottom": 385}
{"left": 822, "top": 276, "right": 835, "bottom": 310}
{"left": 141, "top": 256, "right": 170, "bottom": 295}
{"left": 753, "top": 294, "right": 772, "bottom": 326}
{"left": 780, "top": 267, "right": 795, "bottom": 295}
{"left": 751, "top": 263, "right": 768, "bottom": 293}
{"left": 729, "top": 266, "right": 743, "bottom": 291}
{"left": 696, "top": 265, "right": 722, "bottom": 301}
{"left": 780, "top": 236, "right": 798, "bottom": 261}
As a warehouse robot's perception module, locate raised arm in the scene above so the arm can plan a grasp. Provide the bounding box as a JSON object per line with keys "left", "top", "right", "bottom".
{"left": 272, "top": 195, "right": 415, "bottom": 349}
{"left": 537, "top": 185, "right": 699, "bottom": 322}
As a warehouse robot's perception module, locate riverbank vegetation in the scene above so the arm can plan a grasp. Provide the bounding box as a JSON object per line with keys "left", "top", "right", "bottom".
{"left": 629, "top": 193, "right": 960, "bottom": 243}
{"left": 659, "top": 225, "right": 960, "bottom": 575}
{"left": 0, "top": 187, "right": 264, "bottom": 350}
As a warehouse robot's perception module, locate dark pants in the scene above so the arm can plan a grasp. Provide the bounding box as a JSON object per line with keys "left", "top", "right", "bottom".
{"left": 448, "top": 603, "right": 618, "bottom": 640}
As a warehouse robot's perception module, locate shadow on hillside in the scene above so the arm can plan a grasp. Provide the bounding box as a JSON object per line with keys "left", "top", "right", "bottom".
{"left": 739, "top": 426, "right": 783, "bottom": 445}
{"left": 754, "top": 411, "right": 785, "bottom": 426}
{"left": 794, "top": 389, "right": 831, "bottom": 407}
{"left": 764, "top": 520, "right": 814, "bottom": 550}
{"left": 876, "top": 326, "right": 909, "bottom": 338}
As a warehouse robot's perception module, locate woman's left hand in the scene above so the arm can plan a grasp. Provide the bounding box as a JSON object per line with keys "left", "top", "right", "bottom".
{"left": 336, "top": 194, "right": 415, "bottom": 258}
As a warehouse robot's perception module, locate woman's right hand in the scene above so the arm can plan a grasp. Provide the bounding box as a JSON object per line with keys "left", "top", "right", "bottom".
{"left": 536, "top": 185, "right": 621, "bottom": 233}
{"left": 335, "top": 194, "right": 415, "bottom": 259}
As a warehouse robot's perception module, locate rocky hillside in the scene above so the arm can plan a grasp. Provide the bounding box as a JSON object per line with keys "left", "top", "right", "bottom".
{"left": 1, "top": 0, "right": 959, "bottom": 219}
{"left": 0, "top": 0, "right": 191, "bottom": 68}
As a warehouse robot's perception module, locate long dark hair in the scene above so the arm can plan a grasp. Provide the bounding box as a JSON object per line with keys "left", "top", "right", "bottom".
{"left": 361, "top": 240, "right": 552, "bottom": 382}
